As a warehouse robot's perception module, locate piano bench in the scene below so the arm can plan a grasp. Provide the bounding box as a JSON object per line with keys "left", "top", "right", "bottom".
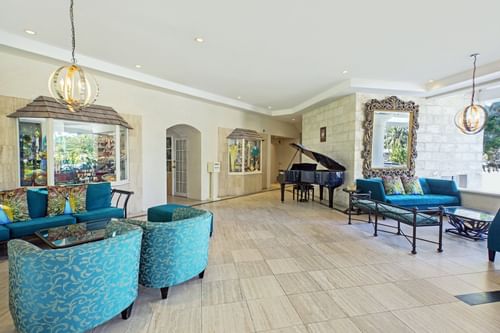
{"left": 293, "top": 184, "right": 314, "bottom": 202}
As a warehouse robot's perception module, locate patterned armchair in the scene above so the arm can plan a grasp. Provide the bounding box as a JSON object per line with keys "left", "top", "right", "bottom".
{"left": 8, "top": 220, "right": 143, "bottom": 333}
{"left": 487, "top": 209, "right": 500, "bottom": 262}
{"left": 126, "top": 207, "right": 212, "bottom": 299}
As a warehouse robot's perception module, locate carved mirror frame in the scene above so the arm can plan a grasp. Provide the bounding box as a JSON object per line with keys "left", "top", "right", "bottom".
{"left": 361, "top": 96, "right": 419, "bottom": 178}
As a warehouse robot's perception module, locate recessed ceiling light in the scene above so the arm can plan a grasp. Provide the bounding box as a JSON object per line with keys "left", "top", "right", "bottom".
{"left": 237, "top": 96, "right": 242, "bottom": 100}
{"left": 267, "top": 106, "right": 272, "bottom": 110}
{"left": 194, "top": 37, "right": 204, "bottom": 43}
{"left": 291, "top": 118, "right": 296, "bottom": 121}
{"left": 428, "top": 79, "right": 434, "bottom": 83}
{"left": 342, "top": 70, "right": 348, "bottom": 74}
{"left": 135, "top": 64, "right": 142, "bottom": 69}
{"left": 24, "top": 29, "right": 36, "bottom": 35}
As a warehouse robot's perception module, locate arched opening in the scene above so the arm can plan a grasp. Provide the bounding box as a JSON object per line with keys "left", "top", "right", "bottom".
{"left": 166, "top": 124, "right": 202, "bottom": 202}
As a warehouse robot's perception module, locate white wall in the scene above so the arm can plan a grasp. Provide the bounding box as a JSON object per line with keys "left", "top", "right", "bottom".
{"left": 0, "top": 48, "right": 299, "bottom": 211}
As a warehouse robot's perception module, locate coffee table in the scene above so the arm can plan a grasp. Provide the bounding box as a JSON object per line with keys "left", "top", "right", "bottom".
{"left": 442, "top": 207, "right": 495, "bottom": 241}
{"left": 35, "top": 221, "right": 110, "bottom": 249}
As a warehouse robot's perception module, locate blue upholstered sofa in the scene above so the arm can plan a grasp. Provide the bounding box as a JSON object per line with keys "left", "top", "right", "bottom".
{"left": 0, "top": 182, "right": 132, "bottom": 241}
{"left": 487, "top": 210, "right": 500, "bottom": 262}
{"left": 356, "top": 178, "right": 461, "bottom": 210}
{"left": 126, "top": 207, "right": 213, "bottom": 299}
{"left": 8, "top": 220, "right": 143, "bottom": 333}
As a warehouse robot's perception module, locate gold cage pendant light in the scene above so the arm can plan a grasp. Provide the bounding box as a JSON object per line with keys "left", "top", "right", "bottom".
{"left": 48, "top": 0, "right": 98, "bottom": 112}
{"left": 454, "top": 53, "right": 487, "bottom": 135}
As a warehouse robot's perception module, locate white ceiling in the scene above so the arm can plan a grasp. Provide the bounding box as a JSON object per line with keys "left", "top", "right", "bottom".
{"left": 1, "top": 0, "right": 500, "bottom": 113}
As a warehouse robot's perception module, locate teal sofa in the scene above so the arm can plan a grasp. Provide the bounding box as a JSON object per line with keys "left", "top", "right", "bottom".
{"left": 487, "top": 209, "right": 500, "bottom": 262}
{"left": 356, "top": 178, "right": 461, "bottom": 210}
{"left": 127, "top": 207, "right": 212, "bottom": 299}
{"left": 1, "top": 182, "right": 132, "bottom": 241}
{"left": 8, "top": 220, "right": 143, "bottom": 333}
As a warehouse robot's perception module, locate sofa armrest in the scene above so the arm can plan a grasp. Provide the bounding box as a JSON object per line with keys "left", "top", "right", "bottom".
{"left": 356, "top": 179, "right": 387, "bottom": 202}
{"left": 425, "top": 178, "right": 461, "bottom": 204}
{"left": 111, "top": 189, "right": 134, "bottom": 218}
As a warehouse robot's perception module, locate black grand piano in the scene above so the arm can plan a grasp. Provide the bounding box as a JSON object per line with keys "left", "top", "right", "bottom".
{"left": 277, "top": 143, "right": 346, "bottom": 208}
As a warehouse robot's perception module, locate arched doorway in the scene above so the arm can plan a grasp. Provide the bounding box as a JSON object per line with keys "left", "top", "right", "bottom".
{"left": 166, "top": 124, "right": 202, "bottom": 201}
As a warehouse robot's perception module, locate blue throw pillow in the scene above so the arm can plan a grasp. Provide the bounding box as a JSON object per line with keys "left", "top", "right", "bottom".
{"left": 0, "top": 205, "right": 12, "bottom": 224}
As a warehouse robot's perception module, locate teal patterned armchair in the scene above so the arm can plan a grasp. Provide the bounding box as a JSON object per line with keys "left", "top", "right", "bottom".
{"left": 126, "top": 208, "right": 212, "bottom": 299}
{"left": 8, "top": 220, "right": 143, "bottom": 333}
{"left": 487, "top": 209, "right": 500, "bottom": 262}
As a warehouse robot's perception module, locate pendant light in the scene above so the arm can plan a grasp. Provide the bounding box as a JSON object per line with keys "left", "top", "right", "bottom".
{"left": 454, "top": 53, "right": 487, "bottom": 135}
{"left": 48, "top": 0, "right": 99, "bottom": 112}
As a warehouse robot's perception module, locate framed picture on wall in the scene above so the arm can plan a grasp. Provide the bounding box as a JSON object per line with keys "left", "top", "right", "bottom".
{"left": 320, "top": 126, "right": 326, "bottom": 142}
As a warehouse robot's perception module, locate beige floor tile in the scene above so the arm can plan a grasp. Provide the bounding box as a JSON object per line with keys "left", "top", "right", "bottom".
{"left": 201, "top": 279, "right": 243, "bottom": 306}
{"left": 455, "top": 272, "right": 500, "bottom": 292}
{"left": 350, "top": 312, "right": 413, "bottom": 333}
{"left": 308, "top": 269, "right": 355, "bottom": 289}
{"left": 263, "top": 325, "right": 308, "bottom": 333}
{"left": 236, "top": 260, "right": 273, "bottom": 278}
{"left": 426, "top": 275, "right": 483, "bottom": 295}
{"left": 241, "top": 275, "right": 285, "bottom": 300}
{"left": 266, "top": 258, "right": 303, "bottom": 274}
{"left": 148, "top": 304, "right": 201, "bottom": 333}
{"left": 295, "top": 255, "right": 333, "bottom": 271}
{"left": 395, "top": 279, "right": 457, "bottom": 305}
{"left": 202, "top": 301, "right": 254, "bottom": 333}
{"left": 307, "top": 318, "right": 361, "bottom": 333}
{"left": 323, "top": 253, "right": 365, "bottom": 268}
{"left": 288, "top": 291, "right": 345, "bottom": 324}
{"left": 337, "top": 265, "right": 390, "bottom": 286}
{"left": 275, "top": 272, "right": 322, "bottom": 295}
{"left": 232, "top": 248, "right": 264, "bottom": 262}
{"left": 203, "top": 263, "right": 238, "bottom": 282}
{"left": 259, "top": 246, "right": 293, "bottom": 259}
{"left": 362, "top": 283, "right": 422, "bottom": 311}
{"left": 285, "top": 245, "right": 320, "bottom": 257}
{"left": 327, "top": 287, "right": 387, "bottom": 317}
{"left": 166, "top": 279, "right": 202, "bottom": 308}
{"left": 247, "top": 296, "right": 302, "bottom": 331}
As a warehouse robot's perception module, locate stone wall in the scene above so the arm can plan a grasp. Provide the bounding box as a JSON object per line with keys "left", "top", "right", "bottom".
{"left": 302, "top": 94, "right": 359, "bottom": 207}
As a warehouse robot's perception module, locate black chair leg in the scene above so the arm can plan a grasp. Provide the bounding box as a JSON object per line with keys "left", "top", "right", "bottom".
{"left": 199, "top": 270, "right": 205, "bottom": 279}
{"left": 161, "top": 287, "right": 169, "bottom": 299}
{"left": 121, "top": 302, "right": 134, "bottom": 320}
{"left": 411, "top": 222, "right": 417, "bottom": 255}
{"left": 489, "top": 250, "right": 496, "bottom": 262}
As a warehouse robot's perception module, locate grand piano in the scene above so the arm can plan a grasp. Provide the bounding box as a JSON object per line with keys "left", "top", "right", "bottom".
{"left": 277, "top": 143, "right": 346, "bottom": 208}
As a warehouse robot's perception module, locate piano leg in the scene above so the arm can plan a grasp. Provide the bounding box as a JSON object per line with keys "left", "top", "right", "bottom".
{"left": 280, "top": 183, "right": 285, "bottom": 202}
{"left": 319, "top": 185, "right": 324, "bottom": 201}
{"left": 328, "top": 187, "right": 334, "bottom": 208}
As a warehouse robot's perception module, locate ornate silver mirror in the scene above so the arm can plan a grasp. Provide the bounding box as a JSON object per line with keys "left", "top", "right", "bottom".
{"left": 361, "top": 96, "right": 419, "bottom": 178}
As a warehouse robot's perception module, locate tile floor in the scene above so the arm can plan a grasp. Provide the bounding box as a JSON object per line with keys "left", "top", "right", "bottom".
{"left": 1, "top": 189, "right": 499, "bottom": 332}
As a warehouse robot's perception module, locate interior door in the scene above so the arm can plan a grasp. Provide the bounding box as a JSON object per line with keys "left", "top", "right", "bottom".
{"left": 166, "top": 136, "right": 173, "bottom": 196}
{"left": 174, "top": 138, "right": 188, "bottom": 197}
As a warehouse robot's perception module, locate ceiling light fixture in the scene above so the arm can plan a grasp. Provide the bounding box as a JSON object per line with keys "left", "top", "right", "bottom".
{"left": 48, "top": 0, "right": 99, "bottom": 112}
{"left": 194, "top": 37, "right": 204, "bottom": 43}
{"left": 291, "top": 118, "right": 296, "bottom": 121}
{"left": 454, "top": 53, "right": 488, "bottom": 135}
{"left": 428, "top": 79, "right": 434, "bottom": 83}
{"left": 267, "top": 106, "right": 272, "bottom": 110}
{"left": 342, "top": 70, "right": 348, "bottom": 74}
{"left": 135, "top": 64, "right": 142, "bottom": 69}
{"left": 24, "top": 29, "right": 36, "bottom": 35}
{"left": 237, "top": 96, "right": 242, "bottom": 100}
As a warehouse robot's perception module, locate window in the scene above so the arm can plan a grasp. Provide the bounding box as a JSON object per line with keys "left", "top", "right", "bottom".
{"left": 18, "top": 118, "right": 129, "bottom": 186}
{"left": 18, "top": 119, "right": 47, "bottom": 186}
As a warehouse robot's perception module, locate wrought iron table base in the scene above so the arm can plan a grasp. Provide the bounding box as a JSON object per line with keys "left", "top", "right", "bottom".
{"left": 445, "top": 215, "right": 490, "bottom": 241}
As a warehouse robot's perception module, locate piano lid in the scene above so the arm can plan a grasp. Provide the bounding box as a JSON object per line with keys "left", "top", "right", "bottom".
{"left": 290, "top": 143, "right": 346, "bottom": 171}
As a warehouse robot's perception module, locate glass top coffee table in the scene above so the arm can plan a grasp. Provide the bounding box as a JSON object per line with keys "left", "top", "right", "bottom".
{"left": 35, "top": 222, "right": 109, "bottom": 249}
{"left": 442, "top": 207, "right": 495, "bottom": 241}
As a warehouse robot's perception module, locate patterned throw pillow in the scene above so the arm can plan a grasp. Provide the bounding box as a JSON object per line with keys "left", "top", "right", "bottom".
{"left": 47, "top": 186, "right": 69, "bottom": 216}
{"left": 401, "top": 176, "right": 424, "bottom": 195}
{"left": 382, "top": 176, "right": 406, "bottom": 195}
{"left": 69, "top": 185, "right": 87, "bottom": 213}
{"left": 0, "top": 188, "right": 30, "bottom": 222}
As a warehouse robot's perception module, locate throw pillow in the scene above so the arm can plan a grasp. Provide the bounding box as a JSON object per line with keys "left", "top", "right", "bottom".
{"left": 0, "top": 188, "right": 30, "bottom": 222}
{"left": 401, "top": 176, "right": 424, "bottom": 195}
{"left": 47, "top": 186, "right": 69, "bottom": 216}
{"left": 69, "top": 185, "right": 87, "bottom": 213}
{"left": 0, "top": 205, "right": 12, "bottom": 224}
{"left": 382, "top": 176, "right": 406, "bottom": 195}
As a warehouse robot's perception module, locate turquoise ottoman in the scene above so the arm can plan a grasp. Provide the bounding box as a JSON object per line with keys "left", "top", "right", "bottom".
{"left": 147, "top": 204, "right": 214, "bottom": 236}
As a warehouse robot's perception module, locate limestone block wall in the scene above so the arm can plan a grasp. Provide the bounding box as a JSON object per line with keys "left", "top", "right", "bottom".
{"left": 302, "top": 94, "right": 359, "bottom": 207}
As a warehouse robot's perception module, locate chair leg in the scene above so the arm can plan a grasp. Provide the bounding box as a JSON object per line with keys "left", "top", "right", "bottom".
{"left": 374, "top": 213, "right": 378, "bottom": 237}
{"left": 489, "top": 250, "right": 496, "bottom": 262}
{"left": 411, "top": 222, "right": 417, "bottom": 255}
{"left": 397, "top": 221, "right": 401, "bottom": 235}
{"left": 121, "top": 302, "right": 134, "bottom": 320}
{"left": 161, "top": 287, "right": 169, "bottom": 299}
{"left": 437, "top": 215, "right": 443, "bottom": 253}
{"left": 199, "top": 270, "right": 205, "bottom": 279}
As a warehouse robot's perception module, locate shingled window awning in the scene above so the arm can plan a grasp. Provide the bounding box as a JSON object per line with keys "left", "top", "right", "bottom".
{"left": 7, "top": 96, "right": 132, "bottom": 129}
{"left": 227, "top": 128, "right": 263, "bottom": 140}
